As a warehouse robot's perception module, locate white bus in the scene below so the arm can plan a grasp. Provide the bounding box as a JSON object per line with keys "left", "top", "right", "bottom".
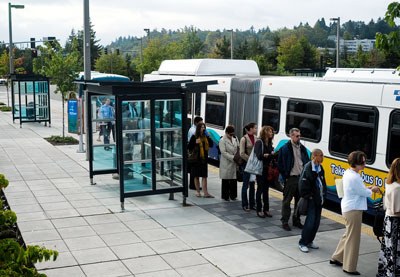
{"left": 144, "top": 59, "right": 400, "bottom": 213}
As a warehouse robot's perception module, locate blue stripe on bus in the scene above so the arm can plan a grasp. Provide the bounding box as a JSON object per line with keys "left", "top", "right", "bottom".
{"left": 396, "top": 96, "right": 400, "bottom": 101}
{"left": 394, "top": 90, "right": 400, "bottom": 95}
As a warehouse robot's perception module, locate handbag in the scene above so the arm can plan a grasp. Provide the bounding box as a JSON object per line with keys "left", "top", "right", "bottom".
{"left": 266, "top": 160, "right": 279, "bottom": 182}
{"left": 373, "top": 199, "right": 385, "bottom": 242}
{"left": 297, "top": 197, "right": 309, "bottom": 216}
{"left": 236, "top": 167, "right": 243, "bottom": 182}
{"left": 187, "top": 146, "right": 199, "bottom": 165}
{"left": 244, "top": 141, "right": 263, "bottom": 176}
{"left": 233, "top": 146, "right": 244, "bottom": 166}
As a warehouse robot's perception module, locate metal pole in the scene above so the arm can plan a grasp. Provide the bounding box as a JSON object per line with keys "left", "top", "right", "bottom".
{"left": 8, "top": 3, "right": 13, "bottom": 74}
{"left": 140, "top": 38, "right": 143, "bottom": 81}
{"left": 81, "top": 0, "right": 91, "bottom": 155}
{"left": 230, "top": 30, "right": 233, "bottom": 59}
{"left": 336, "top": 17, "right": 340, "bottom": 68}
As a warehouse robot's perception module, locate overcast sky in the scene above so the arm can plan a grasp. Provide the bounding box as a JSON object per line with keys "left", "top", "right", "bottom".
{"left": 0, "top": 0, "right": 395, "bottom": 47}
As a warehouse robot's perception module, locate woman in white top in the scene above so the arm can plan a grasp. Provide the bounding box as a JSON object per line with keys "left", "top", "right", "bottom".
{"left": 377, "top": 157, "right": 400, "bottom": 277}
{"left": 331, "top": 151, "right": 380, "bottom": 275}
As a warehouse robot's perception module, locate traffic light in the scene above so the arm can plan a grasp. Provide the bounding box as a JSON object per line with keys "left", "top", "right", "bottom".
{"left": 31, "top": 49, "right": 38, "bottom": 58}
{"left": 30, "top": 38, "right": 35, "bottom": 49}
{"left": 104, "top": 48, "right": 108, "bottom": 55}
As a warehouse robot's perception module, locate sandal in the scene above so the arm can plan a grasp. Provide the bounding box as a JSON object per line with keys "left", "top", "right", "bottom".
{"left": 203, "top": 194, "right": 214, "bottom": 198}
{"left": 195, "top": 193, "right": 202, "bottom": 197}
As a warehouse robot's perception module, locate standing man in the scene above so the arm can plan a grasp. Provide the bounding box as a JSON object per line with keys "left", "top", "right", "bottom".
{"left": 298, "top": 149, "right": 327, "bottom": 253}
{"left": 278, "top": 128, "right": 310, "bottom": 231}
{"left": 98, "top": 98, "right": 114, "bottom": 150}
{"left": 188, "top": 116, "right": 203, "bottom": 190}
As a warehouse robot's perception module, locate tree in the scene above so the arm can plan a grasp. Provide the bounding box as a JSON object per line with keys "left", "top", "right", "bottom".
{"left": 209, "top": 36, "right": 230, "bottom": 58}
{"left": 277, "top": 35, "right": 304, "bottom": 72}
{"left": 180, "top": 26, "right": 204, "bottom": 58}
{"left": 376, "top": 2, "right": 400, "bottom": 68}
{"left": 0, "top": 50, "right": 9, "bottom": 77}
{"left": 33, "top": 41, "right": 81, "bottom": 137}
{"left": 95, "top": 52, "right": 127, "bottom": 75}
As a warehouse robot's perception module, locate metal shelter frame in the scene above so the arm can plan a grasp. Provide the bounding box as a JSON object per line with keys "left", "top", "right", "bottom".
{"left": 10, "top": 74, "right": 51, "bottom": 127}
{"left": 77, "top": 79, "right": 217, "bottom": 209}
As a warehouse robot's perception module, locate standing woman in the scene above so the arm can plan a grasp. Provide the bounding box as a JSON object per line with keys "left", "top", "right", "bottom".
{"left": 254, "top": 126, "right": 275, "bottom": 218}
{"left": 188, "top": 123, "right": 214, "bottom": 198}
{"left": 330, "top": 151, "right": 380, "bottom": 275}
{"left": 219, "top": 125, "right": 239, "bottom": 201}
{"left": 377, "top": 158, "right": 400, "bottom": 277}
{"left": 240, "top": 123, "right": 257, "bottom": 211}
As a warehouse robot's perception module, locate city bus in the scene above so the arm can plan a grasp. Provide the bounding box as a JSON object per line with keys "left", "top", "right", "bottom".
{"left": 144, "top": 59, "right": 400, "bottom": 213}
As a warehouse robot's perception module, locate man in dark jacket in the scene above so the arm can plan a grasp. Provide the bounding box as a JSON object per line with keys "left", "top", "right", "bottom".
{"left": 298, "top": 149, "right": 327, "bottom": 253}
{"left": 278, "top": 128, "right": 310, "bottom": 231}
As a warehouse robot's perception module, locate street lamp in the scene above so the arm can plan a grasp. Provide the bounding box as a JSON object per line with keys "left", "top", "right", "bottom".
{"left": 8, "top": 3, "right": 25, "bottom": 74}
{"left": 139, "top": 37, "right": 143, "bottom": 81}
{"left": 330, "top": 17, "right": 340, "bottom": 68}
{"left": 227, "top": 29, "right": 234, "bottom": 59}
{"left": 144, "top": 28, "right": 150, "bottom": 39}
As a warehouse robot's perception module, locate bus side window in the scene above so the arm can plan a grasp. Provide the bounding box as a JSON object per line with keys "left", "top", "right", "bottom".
{"left": 205, "top": 91, "right": 226, "bottom": 129}
{"left": 262, "top": 96, "right": 281, "bottom": 133}
{"left": 329, "top": 104, "right": 378, "bottom": 164}
{"left": 387, "top": 110, "right": 400, "bottom": 167}
{"left": 285, "top": 99, "right": 323, "bottom": 142}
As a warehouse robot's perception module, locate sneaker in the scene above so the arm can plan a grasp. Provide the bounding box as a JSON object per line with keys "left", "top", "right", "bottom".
{"left": 299, "top": 244, "right": 309, "bottom": 253}
{"left": 282, "top": 223, "right": 291, "bottom": 231}
{"left": 307, "top": 242, "right": 319, "bottom": 249}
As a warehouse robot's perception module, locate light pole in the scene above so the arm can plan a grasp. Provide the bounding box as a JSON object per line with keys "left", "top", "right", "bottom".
{"left": 227, "top": 29, "right": 234, "bottom": 59}
{"left": 140, "top": 37, "right": 143, "bottom": 81}
{"left": 8, "top": 3, "right": 25, "bottom": 75}
{"left": 330, "top": 17, "right": 340, "bottom": 68}
{"left": 144, "top": 28, "right": 150, "bottom": 40}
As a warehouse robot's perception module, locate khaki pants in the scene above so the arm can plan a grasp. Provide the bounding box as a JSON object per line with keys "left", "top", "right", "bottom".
{"left": 331, "top": 210, "right": 363, "bottom": 272}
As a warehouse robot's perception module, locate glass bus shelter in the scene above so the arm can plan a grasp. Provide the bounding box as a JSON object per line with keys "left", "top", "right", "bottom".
{"left": 11, "top": 74, "right": 51, "bottom": 127}
{"left": 81, "top": 80, "right": 216, "bottom": 209}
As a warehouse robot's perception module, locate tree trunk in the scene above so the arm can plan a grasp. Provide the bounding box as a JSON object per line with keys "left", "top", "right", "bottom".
{"left": 62, "top": 94, "right": 65, "bottom": 138}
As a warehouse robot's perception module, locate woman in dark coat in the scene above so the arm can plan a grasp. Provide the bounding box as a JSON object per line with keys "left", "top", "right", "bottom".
{"left": 188, "top": 123, "right": 214, "bottom": 198}
{"left": 254, "top": 125, "right": 275, "bottom": 218}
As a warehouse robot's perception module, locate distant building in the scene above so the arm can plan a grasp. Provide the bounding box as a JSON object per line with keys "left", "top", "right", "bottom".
{"left": 327, "top": 36, "right": 376, "bottom": 53}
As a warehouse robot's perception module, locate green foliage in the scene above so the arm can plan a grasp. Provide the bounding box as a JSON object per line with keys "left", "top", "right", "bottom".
{"left": 210, "top": 35, "right": 231, "bottom": 58}
{"left": 0, "top": 106, "right": 12, "bottom": 112}
{"left": 95, "top": 53, "right": 127, "bottom": 75}
{"left": 45, "top": 135, "right": 79, "bottom": 144}
{"left": 0, "top": 210, "right": 17, "bottom": 230}
{"left": 0, "top": 238, "right": 58, "bottom": 276}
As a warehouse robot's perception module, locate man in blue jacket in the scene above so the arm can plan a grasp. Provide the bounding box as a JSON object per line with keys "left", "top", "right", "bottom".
{"left": 298, "top": 149, "right": 327, "bottom": 253}
{"left": 278, "top": 128, "right": 310, "bottom": 231}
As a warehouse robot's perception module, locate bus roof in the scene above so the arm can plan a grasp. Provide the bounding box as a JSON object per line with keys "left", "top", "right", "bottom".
{"left": 324, "top": 68, "right": 400, "bottom": 84}
{"left": 155, "top": 59, "right": 260, "bottom": 77}
{"left": 78, "top": 71, "right": 131, "bottom": 82}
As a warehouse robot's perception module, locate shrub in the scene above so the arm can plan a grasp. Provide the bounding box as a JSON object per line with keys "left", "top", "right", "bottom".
{"left": 0, "top": 106, "right": 12, "bottom": 112}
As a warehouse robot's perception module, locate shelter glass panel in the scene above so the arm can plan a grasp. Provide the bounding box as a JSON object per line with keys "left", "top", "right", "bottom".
{"left": 122, "top": 100, "right": 152, "bottom": 193}
{"left": 34, "top": 81, "right": 50, "bottom": 120}
{"left": 13, "top": 82, "right": 20, "bottom": 118}
{"left": 91, "top": 95, "right": 116, "bottom": 171}
{"left": 19, "top": 82, "right": 35, "bottom": 121}
{"left": 187, "top": 92, "right": 201, "bottom": 116}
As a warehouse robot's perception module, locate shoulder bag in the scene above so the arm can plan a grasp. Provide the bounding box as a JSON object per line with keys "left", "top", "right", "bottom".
{"left": 233, "top": 137, "right": 244, "bottom": 166}
{"left": 296, "top": 197, "right": 309, "bottom": 216}
{"left": 244, "top": 140, "right": 263, "bottom": 176}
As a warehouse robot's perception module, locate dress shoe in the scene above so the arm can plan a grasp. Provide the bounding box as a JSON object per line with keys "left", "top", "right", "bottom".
{"left": 343, "top": 270, "right": 360, "bottom": 275}
{"left": 242, "top": 206, "right": 250, "bottom": 212}
{"left": 293, "top": 222, "right": 304, "bottom": 229}
{"left": 257, "top": 212, "right": 266, "bottom": 218}
{"left": 264, "top": 211, "right": 273, "bottom": 217}
{"left": 282, "top": 223, "right": 291, "bottom": 231}
{"left": 329, "top": 259, "right": 343, "bottom": 266}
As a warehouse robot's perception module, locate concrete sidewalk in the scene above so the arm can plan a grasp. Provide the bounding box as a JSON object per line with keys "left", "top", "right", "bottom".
{"left": 0, "top": 86, "right": 381, "bottom": 277}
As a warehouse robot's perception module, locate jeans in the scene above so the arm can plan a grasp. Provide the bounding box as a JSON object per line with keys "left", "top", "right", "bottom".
{"left": 281, "top": 176, "right": 301, "bottom": 225}
{"left": 299, "top": 200, "right": 322, "bottom": 246}
{"left": 256, "top": 172, "right": 271, "bottom": 212}
{"left": 241, "top": 165, "right": 255, "bottom": 208}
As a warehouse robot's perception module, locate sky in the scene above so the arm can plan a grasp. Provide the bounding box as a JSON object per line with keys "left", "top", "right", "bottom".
{"left": 0, "top": 0, "right": 396, "bottom": 47}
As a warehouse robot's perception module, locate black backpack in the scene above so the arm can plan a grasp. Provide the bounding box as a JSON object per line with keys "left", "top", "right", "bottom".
{"left": 373, "top": 200, "right": 385, "bottom": 242}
